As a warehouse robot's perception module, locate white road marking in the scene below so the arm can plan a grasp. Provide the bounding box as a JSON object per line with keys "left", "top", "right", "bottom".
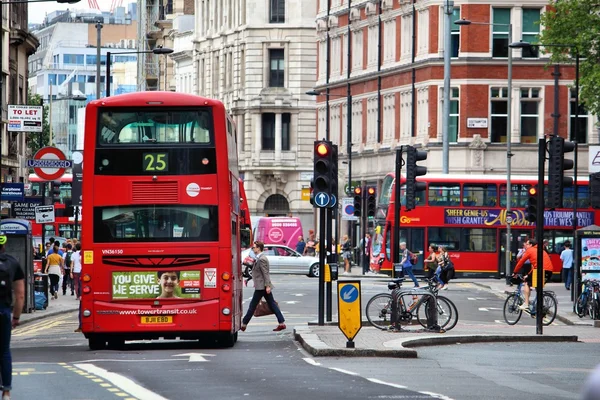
{"left": 419, "top": 391, "right": 455, "bottom": 400}
{"left": 302, "top": 358, "right": 321, "bottom": 366}
{"left": 172, "top": 353, "right": 215, "bottom": 362}
{"left": 293, "top": 293, "right": 305, "bottom": 297}
{"left": 328, "top": 367, "right": 360, "bottom": 376}
{"left": 366, "top": 378, "right": 407, "bottom": 389}
{"left": 75, "top": 363, "right": 168, "bottom": 400}
{"left": 478, "top": 307, "right": 489, "bottom": 312}
{"left": 284, "top": 301, "right": 300, "bottom": 304}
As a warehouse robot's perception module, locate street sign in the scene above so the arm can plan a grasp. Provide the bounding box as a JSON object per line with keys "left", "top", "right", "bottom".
{"left": 35, "top": 205, "right": 55, "bottom": 224}
{"left": 7, "top": 105, "right": 42, "bottom": 133}
{"left": 27, "top": 147, "right": 72, "bottom": 181}
{"left": 341, "top": 197, "right": 358, "bottom": 221}
{"left": 1, "top": 183, "right": 24, "bottom": 202}
{"left": 337, "top": 280, "right": 362, "bottom": 347}
{"left": 314, "top": 192, "right": 330, "bottom": 208}
{"left": 328, "top": 194, "right": 337, "bottom": 208}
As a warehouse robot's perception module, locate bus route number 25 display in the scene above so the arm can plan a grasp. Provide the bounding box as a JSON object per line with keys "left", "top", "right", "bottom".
{"left": 143, "top": 152, "right": 169, "bottom": 172}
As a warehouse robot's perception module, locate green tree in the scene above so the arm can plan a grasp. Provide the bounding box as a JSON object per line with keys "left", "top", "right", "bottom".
{"left": 26, "top": 90, "right": 50, "bottom": 155}
{"left": 539, "top": 0, "right": 600, "bottom": 116}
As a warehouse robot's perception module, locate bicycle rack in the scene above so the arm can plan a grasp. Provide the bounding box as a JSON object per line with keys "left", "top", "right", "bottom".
{"left": 392, "top": 288, "right": 439, "bottom": 327}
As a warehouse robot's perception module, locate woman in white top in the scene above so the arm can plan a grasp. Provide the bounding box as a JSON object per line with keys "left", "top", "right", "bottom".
{"left": 70, "top": 243, "right": 83, "bottom": 300}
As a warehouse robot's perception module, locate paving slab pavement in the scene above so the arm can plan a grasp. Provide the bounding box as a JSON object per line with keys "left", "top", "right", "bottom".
{"left": 18, "top": 291, "right": 79, "bottom": 326}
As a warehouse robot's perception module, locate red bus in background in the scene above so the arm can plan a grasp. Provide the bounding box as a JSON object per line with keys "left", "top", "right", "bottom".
{"left": 376, "top": 173, "right": 598, "bottom": 278}
{"left": 27, "top": 173, "right": 81, "bottom": 240}
{"left": 81, "top": 92, "right": 243, "bottom": 349}
{"left": 239, "top": 178, "right": 252, "bottom": 250}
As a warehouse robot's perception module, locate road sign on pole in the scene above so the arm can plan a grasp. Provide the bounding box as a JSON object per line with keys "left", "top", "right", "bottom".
{"left": 314, "top": 192, "right": 330, "bottom": 208}
{"left": 35, "top": 205, "right": 55, "bottom": 224}
{"left": 27, "top": 147, "right": 72, "bottom": 181}
{"left": 337, "top": 280, "right": 362, "bottom": 348}
{"left": 341, "top": 197, "right": 358, "bottom": 221}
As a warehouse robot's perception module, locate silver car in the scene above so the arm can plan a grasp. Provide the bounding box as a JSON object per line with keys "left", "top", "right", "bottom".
{"left": 241, "top": 244, "right": 320, "bottom": 277}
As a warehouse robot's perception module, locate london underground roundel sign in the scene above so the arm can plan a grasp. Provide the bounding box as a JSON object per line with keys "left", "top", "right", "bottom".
{"left": 27, "top": 146, "right": 72, "bottom": 181}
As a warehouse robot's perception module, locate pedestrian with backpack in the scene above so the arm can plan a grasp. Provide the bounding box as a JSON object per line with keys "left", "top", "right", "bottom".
{"left": 62, "top": 244, "right": 74, "bottom": 296}
{"left": 400, "top": 242, "right": 419, "bottom": 287}
{"left": 0, "top": 235, "right": 25, "bottom": 400}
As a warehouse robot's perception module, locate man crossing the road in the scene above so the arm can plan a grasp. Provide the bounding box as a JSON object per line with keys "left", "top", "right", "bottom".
{"left": 0, "top": 235, "right": 24, "bottom": 400}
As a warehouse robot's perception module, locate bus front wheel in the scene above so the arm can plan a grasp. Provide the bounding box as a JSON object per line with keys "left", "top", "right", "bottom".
{"left": 218, "top": 332, "right": 236, "bottom": 348}
{"left": 88, "top": 336, "right": 106, "bottom": 351}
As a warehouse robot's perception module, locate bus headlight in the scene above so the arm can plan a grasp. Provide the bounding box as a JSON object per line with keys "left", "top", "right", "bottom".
{"left": 83, "top": 309, "right": 91, "bottom": 317}
{"left": 222, "top": 308, "right": 231, "bottom": 315}
{"left": 221, "top": 272, "right": 231, "bottom": 281}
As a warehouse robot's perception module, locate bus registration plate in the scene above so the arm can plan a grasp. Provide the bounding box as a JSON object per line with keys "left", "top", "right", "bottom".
{"left": 140, "top": 316, "right": 173, "bottom": 324}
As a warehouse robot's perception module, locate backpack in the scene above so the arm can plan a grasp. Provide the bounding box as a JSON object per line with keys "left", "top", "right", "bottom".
{"left": 443, "top": 255, "right": 456, "bottom": 280}
{"left": 64, "top": 251, "right": 72, "bottom": 269}
{"left": 409, "top": 251, "right": 418, "bottom": 265}
{"left": 0, "top": 258, "right": 12, "bottom": 299}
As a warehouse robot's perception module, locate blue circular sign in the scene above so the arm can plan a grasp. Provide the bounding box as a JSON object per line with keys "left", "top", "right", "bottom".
{"left": 345, "top": 204, "right": 355, "bottom": 214}
{"left": 340, "top": 284, "right": 359, "bottom": 303}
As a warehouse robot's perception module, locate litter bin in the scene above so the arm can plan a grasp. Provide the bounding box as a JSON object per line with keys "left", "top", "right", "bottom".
{"left": 34, "top": 273, "right": 49, "bottom": 310}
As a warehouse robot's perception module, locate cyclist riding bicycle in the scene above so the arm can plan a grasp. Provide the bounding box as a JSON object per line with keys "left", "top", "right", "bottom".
{"left": 512, "top": 238, "right": 554, "bottom": 312}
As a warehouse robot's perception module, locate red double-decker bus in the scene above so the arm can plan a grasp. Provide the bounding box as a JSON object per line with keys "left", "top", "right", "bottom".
{"left": 376, "top": 173, "right": 598, "bottom": 278}
{"left": 27, "top": 173, "right": 81, "bottom": 240}
{"left": 80, "top": 92, "right": 243, "bottom": 349}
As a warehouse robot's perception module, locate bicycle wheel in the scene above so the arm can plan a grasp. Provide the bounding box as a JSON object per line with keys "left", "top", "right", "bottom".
{"left": 587, "top": 297, "right": 598, "bottom": 320}
{"left": 416, "top": 296, "right": 457, "bottom": 330}
{"left": 365, "top": 293, "right": 394, "bottom": 330}
{"left": 575, "top": 294, "right": 587, "bottom": 318}
{"left": 541, "top": 293, "right": 557, "bottom": 326}
{"left": 503, "top": 294, "right": 523, "bottom": 325}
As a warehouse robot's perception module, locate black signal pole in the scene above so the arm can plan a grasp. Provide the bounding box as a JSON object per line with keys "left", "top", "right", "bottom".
{"left": 535, "top": 138, "right": 545, "bottom": 335}
{"left": 393, "top": 147, "right": 403, "bottom": 278}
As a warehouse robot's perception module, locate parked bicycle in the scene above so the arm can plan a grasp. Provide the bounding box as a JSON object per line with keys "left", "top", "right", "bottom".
{"left": 503, "top": 275, "right": 557, "bottom": 326}
{"left": 575, "top": 279, "right": 600, "bottom": 320}
{"left": 365, "top": 278, "right": 458, "bottom": 331}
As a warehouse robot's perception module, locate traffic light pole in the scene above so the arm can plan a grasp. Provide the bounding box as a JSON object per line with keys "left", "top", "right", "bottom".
{"left": 535, "top": 138, "right": 545, "bottom": 335}
{"left": 318, "top": 207, "right": 326, "bottom": 326}
{"left": 393, "top": 147, "right": 403, "bottom": 278}
{"left": 326, "top": 207, "right": 333, "bottom": 322}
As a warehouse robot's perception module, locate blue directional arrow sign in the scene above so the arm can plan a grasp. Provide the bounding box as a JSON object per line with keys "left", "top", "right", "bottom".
{"left": 328, "top": 195, "right": 337, "bottom": 208}
{"left": 314, "top": 192, "right": 330, "bottom": 208}
{"left": 337, "top": 280, "right": 362, "bottom": 342}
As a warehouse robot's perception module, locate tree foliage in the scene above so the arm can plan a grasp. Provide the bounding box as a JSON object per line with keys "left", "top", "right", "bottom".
{"left": 539, "top": 0, "right": 600, "bottom": 116}
{"left": 26, "top": 90, "right": 51, "bottom": 155}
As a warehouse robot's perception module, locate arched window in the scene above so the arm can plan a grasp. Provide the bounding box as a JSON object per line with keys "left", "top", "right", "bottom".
{"left": 264, "top": 194, "right": 289, "bottom": 216}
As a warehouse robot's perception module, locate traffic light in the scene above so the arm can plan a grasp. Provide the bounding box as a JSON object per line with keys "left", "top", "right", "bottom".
{"left": 366, "top": 186, "right": 377, "bottom": 217}
{"left": 309, "top": 178, "right": 315, "bottom": 206}
{"left": 51, "top": 182, "right": 61, "bottom": 203}
{"left": 548, "top": 136, "right": 575, "bottom": 208}
{"left": 405, "top": 146, "right": 427, "bottom": 211}
{"left": 590, "top": 172, "right": 600, "bottom": 209}
{"left": 313, "top": 140, "right": 334, "bottom": 204}
{"left": 330, "top": 144, "right": 338, "bottom": 204}
{"left": 526, "top": 186, "right": 538, "bottom": 223}
{"left": 353, "top": 187, "right": 363, "bottom": 217}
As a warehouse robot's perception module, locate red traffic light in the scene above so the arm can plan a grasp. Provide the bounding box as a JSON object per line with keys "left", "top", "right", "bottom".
{"left": 528, "top": 187, "right": 537, "bottom": 196}
{"left": 316, "top": 143, "right": 329, "bottom": 156}
{"left": 368, "top": 187, "right": 375, "bottom": 195}
{"left": 354, "top": 187, "right": 362, "bottom": 195}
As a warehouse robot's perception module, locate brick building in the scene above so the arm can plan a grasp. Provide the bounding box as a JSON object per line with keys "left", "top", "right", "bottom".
{"left": 313, "top": 0, "right": 597, "bottom": 195}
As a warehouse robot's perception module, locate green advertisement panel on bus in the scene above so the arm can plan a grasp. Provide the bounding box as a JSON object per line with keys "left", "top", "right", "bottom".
{"left": 112, "top": 270, "right": 201, "bottom": 300}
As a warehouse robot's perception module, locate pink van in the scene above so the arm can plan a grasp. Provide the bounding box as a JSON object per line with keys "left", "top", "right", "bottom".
{"left": 254, "top": 217, "right": 303, "bottom": 247}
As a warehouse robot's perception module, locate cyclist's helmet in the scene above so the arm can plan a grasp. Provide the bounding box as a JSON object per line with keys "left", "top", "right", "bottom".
{"left": 0, "top": 235, "right": 6, "bottom": 246}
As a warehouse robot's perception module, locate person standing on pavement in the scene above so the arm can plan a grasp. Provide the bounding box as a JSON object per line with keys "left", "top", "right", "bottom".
{"left": 295, "top": 236, "right": 306, "bottom": 255}
{"left": 400, "top": 242, "right": 419, "bottom": 287}
{"left": 0, "top": 235, "right": 25, "bottom": 400}
{"left": 304, "top": 231, "right": 316, "bottom": 256}
{"left": 560, "top": 241, "right": 574, "bottom": 291}
{"left": 512, "top": 238, "right": 554, "bottom": 311}
{"left": 62, "top": 244, "right": 74, "bottom": 296}
{"left": 341, "top": 235, "right": 352, "bottom": 274}
{"left": 70, "top": 243, "right": 82, "bottom": 300}
{"left": 240, "top": 241, "right": 286, "bottom": 332}
{"left": 362, "top": 233, "right": 372, "bottom": 275}
{"left": 45, "top": 245, "right": 64, "bottom": 300}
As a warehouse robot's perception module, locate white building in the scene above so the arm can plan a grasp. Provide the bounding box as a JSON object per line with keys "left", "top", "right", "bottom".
{"left": 170, "top": 0, "right": 318, "bottom": 230}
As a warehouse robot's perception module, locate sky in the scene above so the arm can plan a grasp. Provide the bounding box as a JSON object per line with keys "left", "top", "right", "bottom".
{"left": 28, "top": 1, "right": 135, "bottom": 24}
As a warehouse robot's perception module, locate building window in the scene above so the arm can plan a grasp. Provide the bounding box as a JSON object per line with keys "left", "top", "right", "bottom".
{"left": 48, "top": 74, "right": 57, "bottom": 85}
{"left": 449, "top": 88, "right": 459, "bottom": 142}
{"left": 492, "top": 8, "right": 510, "bottom": 57}
{"left": 270, "top": 0, "right": 285, "bottom": 23}
{"left": 87, "top": 75, "right": 95, "bottom": 83}
{"left": 262, "top": 113, "right": 275, "bottom": 150}
{"left": 86, "top": 54, "right": 96, "bottom": 65}
{"left": 522, "top": 9, "right": 540, "bottom": 58}
{"left": 282, "top": 113, "right": 290, "bottom": 151}
{"left": 490, "top": 87, "right": 508, "bottom": 143}
{"left": 570, "top": 88, "right": 588, "bottom": 143}
{"left": 57, "top": 74, "right": 67, "bottom": 85}
{"left": 450, "top": 7, "right": 460, "bottom": 57}
{"left": 269, "top": 49, "right": 284, "bottom": 87}
{"left": 520, "top": 88, "right": 540, "bottom": 143}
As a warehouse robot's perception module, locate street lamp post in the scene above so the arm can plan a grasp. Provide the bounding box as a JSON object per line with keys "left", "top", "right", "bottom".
{"left": 456, "top": 19, "right": 513, "bottom": 279}
{"left": 106, "top": 47, "right": 174, "bottom": 97}
{"left": 441, "top": 0, "right": 454, "bottom": 174}
{"left": 0, "top": 0, "right": 80, "bottom": 214}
